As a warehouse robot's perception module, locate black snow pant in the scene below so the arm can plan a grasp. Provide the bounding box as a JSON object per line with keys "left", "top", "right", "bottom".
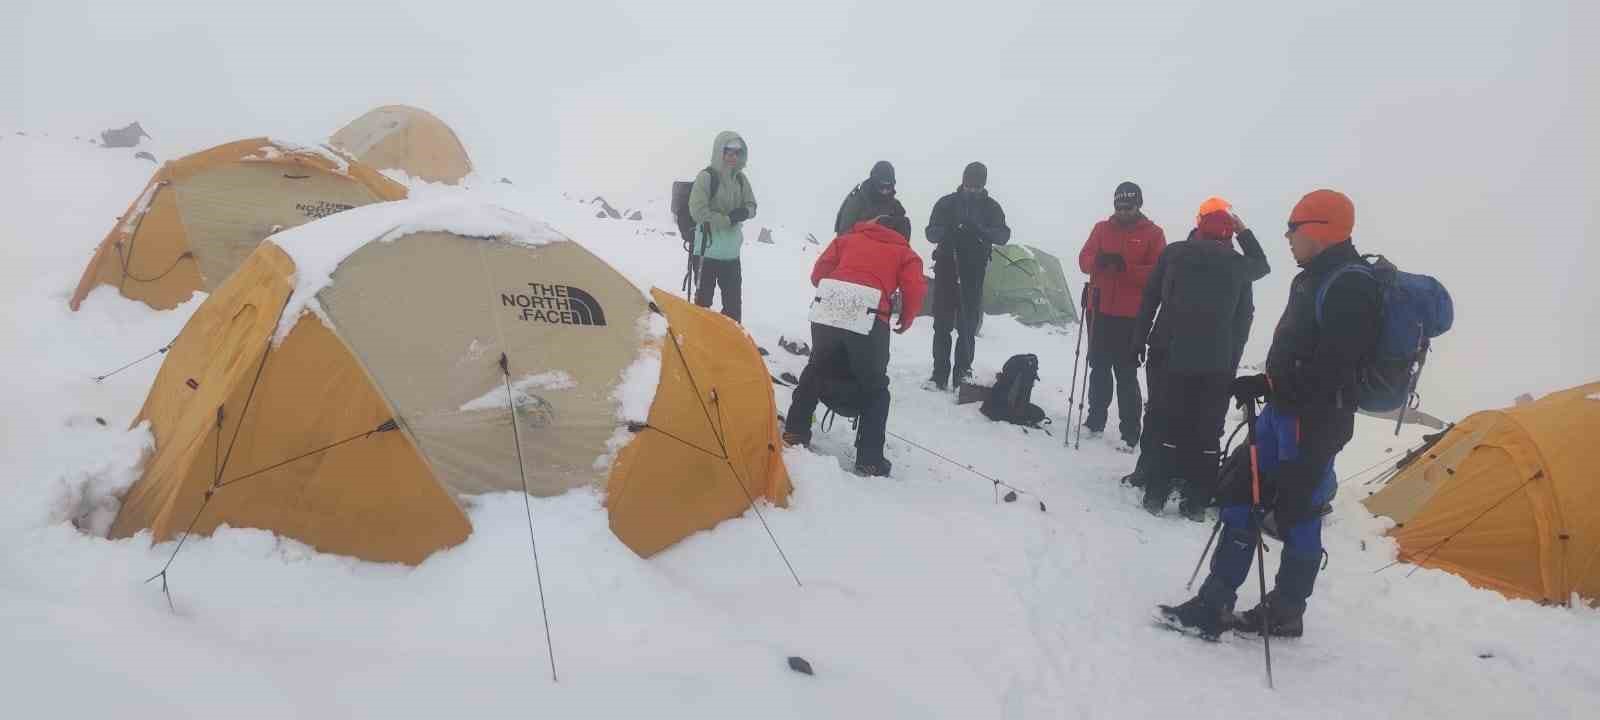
{"left": 931, "top": 241, "right": 987, "bottom": 386}
{"left": 694, "top": 257, "right": 742, "bottom": 322}
{"left": 784, "top": 320, "right": 893, "bottom": 464}
{"left": 1132, "top": 350, "right": 1172, "bottom": 477}
{"left": 1141, "top": 370, "right": 1233, "bottom": 508}
{"left": 1085, "top": 312, "right": 1141, "bottom": 444}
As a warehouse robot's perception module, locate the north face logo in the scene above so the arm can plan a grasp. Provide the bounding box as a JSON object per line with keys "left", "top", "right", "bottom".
{"left": 501, "top": 283, "right": 607, "bottom": 326}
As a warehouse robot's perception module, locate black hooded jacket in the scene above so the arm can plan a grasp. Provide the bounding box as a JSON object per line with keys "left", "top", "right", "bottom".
{"left": 1137, "top": 229, "right": 1269, "bottom": 375}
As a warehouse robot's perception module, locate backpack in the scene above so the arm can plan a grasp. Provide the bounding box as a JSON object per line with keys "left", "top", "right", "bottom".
{"left": 671, "top": 167, "right": 719, "bottom": 255}
{"left": 981, "top": 354, "right": 1048, "bottom": 427}
{"left": 1315, "top": 254, "right": 1453, "bottom": 415}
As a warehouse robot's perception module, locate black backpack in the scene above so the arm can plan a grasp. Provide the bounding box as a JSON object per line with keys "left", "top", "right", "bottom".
{"left": 981, "top": 354, "right": 1047, "bottom": 427}
{"left": 671, "top": 168, "right": 718, "bottom": 255}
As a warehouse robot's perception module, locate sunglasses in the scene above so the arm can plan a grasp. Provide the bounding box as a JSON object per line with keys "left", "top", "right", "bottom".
{"left": 1286, "top": 220, "right": 1328, "bottom": 233}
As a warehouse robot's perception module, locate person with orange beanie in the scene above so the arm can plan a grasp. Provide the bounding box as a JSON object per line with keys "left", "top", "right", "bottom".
{"left": 1158, "top": 189, "right": 1381, "bottom": 640}
{"left": 1131, "top": 197, "right": 1269, "bottom": 518}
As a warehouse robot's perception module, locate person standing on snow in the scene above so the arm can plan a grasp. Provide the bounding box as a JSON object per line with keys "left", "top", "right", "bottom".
{"left": 1133, "top": 197, "right": 1269, "bottom": 519}
{"left": 687, "top": 131, "right": 757, "bottom": 322}
{"left": 782, "top": 211, "right": 927, "bottom": 477}
{"left": 1077, "top": 181, "right": 1166, "bottom": 452}
{"left": 925, "top": 161, "right": 1010, "bottom": 390}
{"left": 835, "top": 161, "right": 905, "bottom": 235}
{"left": 1159, "top": 189, "right": 1379, "bottom": 640}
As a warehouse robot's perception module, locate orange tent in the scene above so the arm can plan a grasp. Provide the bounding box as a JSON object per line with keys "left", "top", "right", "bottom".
{"left": 110, "top": 200, "right": 789, "bottom": 564}
{"left": 1364, "top": 382, "right": 1600, "bottom": 604}
{"left": 329, "top": 105, "right": 474, "bottom": 184}
{"left": 70, "top": 138, "right": 406, "bottom": 311}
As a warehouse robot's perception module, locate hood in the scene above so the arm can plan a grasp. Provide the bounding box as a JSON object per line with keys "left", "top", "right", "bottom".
{"left": 710, "top": 130, "right": 748, "bottom": 174}
{"left": 849, "top": 219, "right": 912, "bottom": 245}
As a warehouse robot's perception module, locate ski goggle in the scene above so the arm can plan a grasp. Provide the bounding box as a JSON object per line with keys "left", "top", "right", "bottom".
{"left": 1286, "top": 219, "right": 1329, "bottom": 233}
{"left": 722, "top": 145, "right": 745, "bottom": 155}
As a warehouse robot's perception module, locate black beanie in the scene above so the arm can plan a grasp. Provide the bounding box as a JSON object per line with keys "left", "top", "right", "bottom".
{"left": 962, "top": 161, "right": 987, "bottom": 189}
{"left": 879, "top": 213, "right": 912, "bottom": 240}
{"left": 1114, "top": 181, "right": 1143, "bottom": 209}
{"left": 869, "top": 160, "right": 896, "bottom": 185}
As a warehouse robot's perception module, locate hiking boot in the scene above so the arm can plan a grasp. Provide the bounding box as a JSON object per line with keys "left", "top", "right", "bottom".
{"left": 1082, "top": 425, "right": 1104, "bottom": 440}
{"left": 1141, "top": 487, "right": 1169, "bottom": 516}
{"left": 1114, "top": 441, "right": 1137, "bottom": 454}
{"left": 1233, "top": 593, "right": 1305, "bottom": 638}
{"left": 924, "top": 376, "right": 948, "bottom": 392}
{"left": 781, "top": 431, "right": 811, "bottom": 448}
{"left": 1178, "top": 497, "right": 1209, "bottom": 523}
{"left": 1119, "top": 468, "right": 1146, "bottom": 488}
{"left": 1157, "top": 594, "right": 1229, "bottom": 641}
{"left": 854, "top": 457, "right": 893, "bottom": 477}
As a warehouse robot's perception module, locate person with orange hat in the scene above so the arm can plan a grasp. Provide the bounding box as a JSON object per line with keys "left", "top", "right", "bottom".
{"left": 1158, "top": 189, "right": 1381, "bottom": 641}
{"left": 1077, "top": 181, "right": 1167, "bottom": 451}
{"left": 1132, "top": 197, "right": 1269, "bottom": 519}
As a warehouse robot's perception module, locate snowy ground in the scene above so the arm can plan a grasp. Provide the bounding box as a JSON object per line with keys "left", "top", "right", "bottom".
{"left": 2, "top": 132, "right": 1596, "bottom": 718}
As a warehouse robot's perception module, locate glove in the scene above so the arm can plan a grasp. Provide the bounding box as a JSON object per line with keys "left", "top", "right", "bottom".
{"left": 728, "top": 207, "right": 750, "bottom": 224}
{"left": 1229, "top": 373, "right": 1272, "bottom": 409}
{"left": 1096, "top": 253, "right": 1126, "bottom": 271}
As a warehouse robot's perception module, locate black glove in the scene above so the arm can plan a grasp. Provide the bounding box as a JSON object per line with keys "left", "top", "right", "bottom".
{"left": 1096, "top": 253, "right": 1126, "bottom": 272}
{"left": 728, "top": 207, "right": 750, "bottom": 224}
{"left": 1229, "top": 373, "right": 1272, "bottom": 409}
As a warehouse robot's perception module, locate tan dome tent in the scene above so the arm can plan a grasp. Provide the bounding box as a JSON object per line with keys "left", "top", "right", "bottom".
{"left": 70, "top": 138, "right": 406, "bottom": 311}
{"left": 1363, "top": 382, "right": 1600, "bottom": 604}
{"left": 109, "top": 200, "right": 791, "bottom": 565}
{"left": 329, "top": 105, "right": 473, "bottom": 184}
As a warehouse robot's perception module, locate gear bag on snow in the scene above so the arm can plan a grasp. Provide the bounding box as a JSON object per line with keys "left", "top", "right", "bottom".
{"left": 1315, "top": 255, "right": 1453, "bottom": 415}
{"left": 981, "top": 353, "right": 1048, "bottom": 427}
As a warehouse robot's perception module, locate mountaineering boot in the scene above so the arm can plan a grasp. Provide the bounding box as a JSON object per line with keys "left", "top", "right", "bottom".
{"left": 854, "top": 457, "right": 893, "bottom": 477}
{"left": 1141, "top": 488, "right": 1169, "bottom": 516}
{"left": 781, "top": 431, "right": 811, "bottom": 449}
{"left": 1119, "top": 467, "right": 1146, "bottom": 488}
{"left": 1156, "top": 594, "right": 1229, "bottom": 641}
{"left": 924, "top": 375, "right": 948, "bottom": 392}
{"left": 1233, "top": 591, "right": 1305, "bottom": 638}
{"left": 1178, "top": 499, "right": 1209, "bottom": 523}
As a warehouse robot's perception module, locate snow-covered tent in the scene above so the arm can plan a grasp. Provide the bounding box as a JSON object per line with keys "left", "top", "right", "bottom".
{"left": 109, "top": 200, "right": 790, "bottom": 564}
{"left": 70, "top": 138, "right": 407, "bottom": 311}
{"left": 330, "top": 105, "right": 474, "bottom": 184}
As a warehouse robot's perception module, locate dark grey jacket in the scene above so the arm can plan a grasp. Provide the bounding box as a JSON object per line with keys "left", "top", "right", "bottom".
{"left": 1136, "top": 229, "right": 1269, "bottom": 375}
{"left": 834, "top": 185, "right": 906, "bottom": 235}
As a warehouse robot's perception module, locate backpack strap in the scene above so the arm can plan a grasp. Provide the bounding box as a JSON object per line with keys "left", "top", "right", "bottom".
{"left": 1314, "top": 261, "right": 1374, "bottom": 326}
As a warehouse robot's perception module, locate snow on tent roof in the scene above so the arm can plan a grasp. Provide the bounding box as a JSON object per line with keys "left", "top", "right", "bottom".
{"left": 265, "top": 198, "right": 564, "bottom": 341}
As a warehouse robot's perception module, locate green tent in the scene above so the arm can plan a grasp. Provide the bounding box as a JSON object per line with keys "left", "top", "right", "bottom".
{"left": 915, "top": 244, "right": 1078, "bottom": 326}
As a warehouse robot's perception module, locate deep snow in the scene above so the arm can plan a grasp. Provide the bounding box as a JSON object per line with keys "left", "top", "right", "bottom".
{"left": 1, "top": 132, "right": 1596, "bottom": 719}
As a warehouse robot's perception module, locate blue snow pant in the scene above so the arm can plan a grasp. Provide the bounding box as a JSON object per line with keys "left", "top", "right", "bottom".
{"left": 1197, "top": 404, "right": 1337, "bottom": 612}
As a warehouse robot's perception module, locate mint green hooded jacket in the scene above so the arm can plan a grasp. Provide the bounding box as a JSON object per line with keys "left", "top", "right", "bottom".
{"left": 687, "top": 130, "right": 757, "bottom": 261}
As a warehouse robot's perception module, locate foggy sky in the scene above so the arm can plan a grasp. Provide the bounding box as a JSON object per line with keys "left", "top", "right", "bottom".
{"left": 7, "top": 0, "right": 1595, "bottom": 419}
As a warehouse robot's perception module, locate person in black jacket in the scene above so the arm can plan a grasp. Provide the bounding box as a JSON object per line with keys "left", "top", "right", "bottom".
{"left": 925, "top": 162, "right": 1011, "bottom": 390}
{"left": 1159, "top": 189, "right": 1379, "bottom": 640}
{"left": 1133, "top": 198, "right": 1269, "bottom": 519}
{"left": 835, "top": 161, "right": 905, "bottom": 235}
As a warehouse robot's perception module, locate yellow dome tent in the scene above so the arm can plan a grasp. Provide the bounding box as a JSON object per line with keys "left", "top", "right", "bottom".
{"left": 70, "top": 138, "right": 407, "bottom": 311}
{"left": 110, "top": 200, "right": 790, "bottom": 564}
{"left": 329, "top": 105, "right": 474, "bottom": 185}
{"left": 1364, "top": 381, "right": 1600, "bottom": 604}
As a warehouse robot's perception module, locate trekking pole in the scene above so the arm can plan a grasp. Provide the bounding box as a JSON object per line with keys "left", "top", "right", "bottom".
{"left": 1244, "top": 398, "right": 1274, "bottom": 689}
{"left": 1186, "top": 517, "right": 1224, "bottom": 590}
{"left": 1073, "top": 287, "right": 1100, "bottom": 450}
{"left": 1063, "top": 293, "right": 1087, "bottom": 448}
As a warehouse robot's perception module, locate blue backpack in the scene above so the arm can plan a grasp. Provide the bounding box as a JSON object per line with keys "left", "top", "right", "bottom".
{"left": 1316, "top": 255, "right": 1453, "bottom": 418}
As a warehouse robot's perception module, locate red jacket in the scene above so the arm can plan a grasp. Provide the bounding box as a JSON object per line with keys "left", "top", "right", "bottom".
{"left": 812, "top": 221, "right": 928, "bottom": 326}
{"left": 1078, "top": 215, "right": 1166, "bottom": 318}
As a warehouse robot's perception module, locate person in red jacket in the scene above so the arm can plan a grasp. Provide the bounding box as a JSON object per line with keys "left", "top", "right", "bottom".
{"left": 1077, "top": 181, "right": 1167, "bottom": 451}
{"left": 783, "top": 212, "right": 927, "bottom": 477}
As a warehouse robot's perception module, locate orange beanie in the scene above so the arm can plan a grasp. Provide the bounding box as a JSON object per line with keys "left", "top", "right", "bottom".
{"left": 1288, "top": 189, "right": 1355, "bottom": 247}
{"left": 1195, "top": 196, "right": 1232, "bottom": 223}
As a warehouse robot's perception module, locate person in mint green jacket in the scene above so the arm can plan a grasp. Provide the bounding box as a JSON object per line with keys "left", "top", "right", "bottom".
{"left": 687, "top": 130, "right": 757, "bottom": 322}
